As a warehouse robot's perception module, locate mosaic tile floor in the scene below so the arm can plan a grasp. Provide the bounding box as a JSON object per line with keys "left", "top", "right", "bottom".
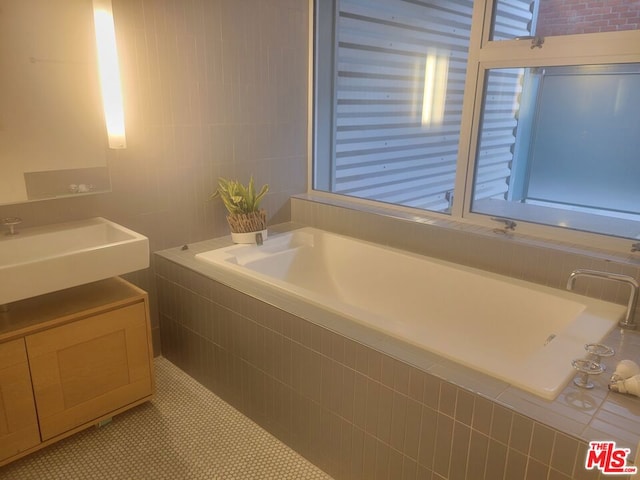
{"left": 1, "top": 357, "right": 332, "bottom": 480}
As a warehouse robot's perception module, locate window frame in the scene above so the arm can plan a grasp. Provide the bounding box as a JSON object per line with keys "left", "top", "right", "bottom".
{"left": 310, "top": 0, "right": 640, "bottom": 253}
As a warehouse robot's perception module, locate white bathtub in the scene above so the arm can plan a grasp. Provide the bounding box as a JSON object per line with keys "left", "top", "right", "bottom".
{"left": 196, "top": 227, "right": 625, "bottom": 400}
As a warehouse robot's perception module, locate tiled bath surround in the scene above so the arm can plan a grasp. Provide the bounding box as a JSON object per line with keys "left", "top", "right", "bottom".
{"left": 155, "top": 228, "right": 640, "bottom": 480}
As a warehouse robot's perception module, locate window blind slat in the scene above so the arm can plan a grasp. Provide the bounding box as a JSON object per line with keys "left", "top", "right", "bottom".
{"left": 337, "top": 162, "right": 458, "bottom": 189}
{"left": 336, "top": 129, "right": 463, "bottom": 151}
{"left": 336, "top": 142, "right": 459, "bottom": 164}
{"left": 340, "top": 0, "right": 473, "bottom": 32}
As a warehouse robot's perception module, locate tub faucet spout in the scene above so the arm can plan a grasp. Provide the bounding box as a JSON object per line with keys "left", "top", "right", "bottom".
{"left": 1, "top": 217, "right": 22, "bottom": 235}
{"left": 567, "top": 269, "right": 639, "bottom": 330}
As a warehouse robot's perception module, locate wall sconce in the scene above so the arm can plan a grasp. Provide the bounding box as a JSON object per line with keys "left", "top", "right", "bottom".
{"left": 92, "top": 0, "right": 126, "bottom": 149}
{"left": 421, "top": 50, "right": 449, "bottom": 127}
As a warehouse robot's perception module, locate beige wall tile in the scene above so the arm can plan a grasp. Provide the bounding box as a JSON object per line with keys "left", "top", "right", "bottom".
{"left": 1, "top": 0, "right": 310, "bottom": 351}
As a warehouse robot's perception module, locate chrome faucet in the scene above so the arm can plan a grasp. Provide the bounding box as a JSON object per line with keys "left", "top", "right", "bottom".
{"left": 567, "top": 269, "right": 639, "bottom": 330}
{"left": 1, "top": 217, "right": 22, "bottom": 235}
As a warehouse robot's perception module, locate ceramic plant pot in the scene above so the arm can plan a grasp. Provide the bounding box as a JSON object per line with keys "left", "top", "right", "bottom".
{"left": 227, "top": 210, "right": 267, "bottom": 244}
{"left": 230, "top": 229, "right": 268, "bottom": 244}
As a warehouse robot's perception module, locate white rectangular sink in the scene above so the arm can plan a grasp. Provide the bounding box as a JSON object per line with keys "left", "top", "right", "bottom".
{"left": 0, "top": 217, "right": 149, "bottom": 305}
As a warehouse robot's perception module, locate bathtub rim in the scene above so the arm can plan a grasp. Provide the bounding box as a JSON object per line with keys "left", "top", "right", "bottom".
{"left": 194, "top": 226, "right": 624, "bottom": 401}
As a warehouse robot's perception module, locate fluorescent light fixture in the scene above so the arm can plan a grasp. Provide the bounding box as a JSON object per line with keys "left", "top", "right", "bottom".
{"left": 421, "top": 51, "right": 449, "bottom": 127}
{"left": 92, "top": 0, "right": 125, "bottom": 149}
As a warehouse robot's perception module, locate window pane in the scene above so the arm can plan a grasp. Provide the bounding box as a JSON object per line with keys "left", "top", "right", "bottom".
{"left": 491, "top": 0, "right": 640, "bottom": 41}
{"left": 472, "top": 64, "right": 640, "bottom": 239}
{"left": 314, "top": 0, "right": 473, "bottom": 213}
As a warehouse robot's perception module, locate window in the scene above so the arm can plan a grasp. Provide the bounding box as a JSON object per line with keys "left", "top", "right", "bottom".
{"left": 314, "top": 0, "right": 474, "bottom": 212}
{"left": 313, "top": 0, "right": 640, "bottom": 245}
{"left": 472, "top": 64, "right": 640, "bottom": 239}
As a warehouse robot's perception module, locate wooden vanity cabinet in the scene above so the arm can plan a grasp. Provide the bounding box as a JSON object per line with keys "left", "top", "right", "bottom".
{"left": 0, "top": 339, "right": 41, "bottom": 461}
{"left": 0, "top": 277, "right": 155, "bottom": 465}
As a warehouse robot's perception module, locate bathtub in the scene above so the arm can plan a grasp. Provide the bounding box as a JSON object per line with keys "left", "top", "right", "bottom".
{"left": 195, "top": 227, "right": 625, "bottom": 400}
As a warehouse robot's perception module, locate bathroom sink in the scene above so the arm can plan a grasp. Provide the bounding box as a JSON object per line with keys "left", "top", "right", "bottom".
{"left": 0, "top": 217, "right": 149, "bottom": 305}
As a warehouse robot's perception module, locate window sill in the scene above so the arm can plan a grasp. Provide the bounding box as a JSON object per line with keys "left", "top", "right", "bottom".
{"left": 472, "top": 198, "right": 640, "bottom": 246}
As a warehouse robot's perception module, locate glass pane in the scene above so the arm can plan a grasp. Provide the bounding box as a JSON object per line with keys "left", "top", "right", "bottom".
{"left": 491, "top": 0, "right": 640, "bottom": 41}
{"left": 472, "top": 64, "right": 640, "bottom": 239}
{"left": 314, "top": 0, "right": 473, "bottom": 214}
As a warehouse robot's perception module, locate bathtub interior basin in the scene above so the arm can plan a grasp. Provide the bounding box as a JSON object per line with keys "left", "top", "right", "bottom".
{"left": 196, "top": 227, "right": 625, "bottom": 400}
{"left": 0, "top": 217, "right": 149, "bottom": 305}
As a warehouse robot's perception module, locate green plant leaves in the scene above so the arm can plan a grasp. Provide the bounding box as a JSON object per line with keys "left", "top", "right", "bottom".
{"left": 210, "top": 177, "right": 269, "bottom": 215}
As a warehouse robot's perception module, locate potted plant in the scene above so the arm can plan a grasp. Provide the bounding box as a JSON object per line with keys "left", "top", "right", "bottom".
{"left": 210, "top": 177, "right": 269, "bottom": 244}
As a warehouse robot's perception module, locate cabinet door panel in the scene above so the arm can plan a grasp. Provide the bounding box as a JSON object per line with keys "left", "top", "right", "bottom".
{"left": 26, "top": 302, "right": 153, "bottom": 440}
{"left": 0, "top": 339, "right": 40, "bottom": 461}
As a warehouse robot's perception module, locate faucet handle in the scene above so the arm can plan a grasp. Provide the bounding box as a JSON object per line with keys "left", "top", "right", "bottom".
{"left": 572, "top": 358, "right": 604, "bottom": 389}
{"left": 1, "top": 217, "right": 22, "bottom": 235}
{"left": 584, "top": 343, "right": 615, "bottom": 370}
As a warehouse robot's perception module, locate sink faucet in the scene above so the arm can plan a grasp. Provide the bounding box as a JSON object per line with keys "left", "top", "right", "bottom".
{"left": 1, "top": 217, "right": 22, "bottom": 235}
{"left": 567, "top": 269, "right": 639, "bottom": 330}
